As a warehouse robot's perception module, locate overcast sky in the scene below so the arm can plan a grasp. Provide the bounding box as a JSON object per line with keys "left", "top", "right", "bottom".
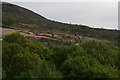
{"left": 0, "top": 0, "right": 119, "bottom": 2}
{"left": 1, "top": 0, "right": 119, "bottom": 29}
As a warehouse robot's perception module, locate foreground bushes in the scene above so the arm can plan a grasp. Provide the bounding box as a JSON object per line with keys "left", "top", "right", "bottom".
{"left": 20, "top": 61, "right": 62, "bottom": 78}
{"left": 60, "top": 56, "right": 118, "bottom": 78}
{"left": 2, "top": 33, "right": 119, "bottom": 79}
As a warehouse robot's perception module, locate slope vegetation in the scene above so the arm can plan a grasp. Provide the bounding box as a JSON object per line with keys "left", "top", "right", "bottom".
{"left": 2, "top": 2, "right": 119, "bottom": 42}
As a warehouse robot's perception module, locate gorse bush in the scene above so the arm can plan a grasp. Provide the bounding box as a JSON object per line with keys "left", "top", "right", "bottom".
{"left": 2, "top": 33, "right": 119, "bottom": 79}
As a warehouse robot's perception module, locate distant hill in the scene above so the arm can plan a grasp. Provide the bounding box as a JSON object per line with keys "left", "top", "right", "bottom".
{"left": 2, "top": 2, "right": 119, "bottom": 43}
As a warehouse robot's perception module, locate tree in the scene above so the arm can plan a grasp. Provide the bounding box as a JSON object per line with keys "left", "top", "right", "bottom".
{"left": 81, "top": 40, "right": 118, "bottom": 66}
{"left": 2, "top": 33, "right": 41, "bottom": 78}
{"left": 50, "top": 45, "right": 85, "bottom": 68}
{"left": 20, "top": 61, "right": 62, "bottom": 78}
{"left": 3, "top": 33, "right": 28, "bottom": 44}
{"left": 60, "top": 56, "right": 118, "bottom": 78}
{"left": 23, "top": 41, "right": 52, "bottom": 60}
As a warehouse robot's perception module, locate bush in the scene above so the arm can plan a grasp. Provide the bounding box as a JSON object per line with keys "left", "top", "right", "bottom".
{"left": 3, "top": 33, "right": 28, "bottom": 44}
{"left": 81, "top": 40, "right": 118, "bottom": 66}
{"left": 2, "top": 33, "right": 41, "bottom": 78}
{"left": 50, "top": 45, "right": 84, "bottom": 68}
{"left": 20, "top": 61, "right": 62, "bottom": 78}
{"left": 2, "top": 33, "right": 119, "bottom": 79}
{"left": 60, "top": 56, "right": 118, "bottom": 78}
{"left": 3, "top": 42, "right": 41, "bottom": 78}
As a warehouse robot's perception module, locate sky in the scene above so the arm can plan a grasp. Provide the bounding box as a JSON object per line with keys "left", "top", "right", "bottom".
{"left": 1, "top": 0, "right": 119, "bottom": 30}
{"left": 0, "top": 0, "right": 119, "bottom": 2}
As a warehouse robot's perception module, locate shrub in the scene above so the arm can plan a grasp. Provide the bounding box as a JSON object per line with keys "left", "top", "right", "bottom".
{"left": 2, "top": 33, "right": 41, "bottom": 78}
{"left": 20, "top": 61, "right": 62, "bottom": 78}
{"left": 60, "top": 56, "right": 118, "bottom": 78}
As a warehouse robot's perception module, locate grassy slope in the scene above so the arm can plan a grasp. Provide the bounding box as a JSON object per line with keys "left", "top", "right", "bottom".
{"left": 2, "top": 2, "right": 119, "bottom": 42}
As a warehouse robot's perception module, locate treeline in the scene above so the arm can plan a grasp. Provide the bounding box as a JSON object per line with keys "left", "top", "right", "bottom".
{"left": 2, "top": 33, "right": 119, "bottom": 79}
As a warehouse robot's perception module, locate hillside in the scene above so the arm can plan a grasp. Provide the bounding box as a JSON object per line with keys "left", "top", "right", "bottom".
{"left": 1, "top": 2, "right": 120, "bottom": 78}
{"left": 2, "top": 2, "right": 119, "bottom": 43}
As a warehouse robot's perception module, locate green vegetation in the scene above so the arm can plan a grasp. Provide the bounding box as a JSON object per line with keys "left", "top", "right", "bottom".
{"left": 20, "top": 61, "right": 62, "bottom": 78}
{"left": 2, "top": 33, "right": 62, "bottom": 78}
{"left": 2, "top": 33, "right": 119, "bottom": 79}
{"left": 2, "top": 3, "right": 119, "bottom": 42}
{"left": 3, "top": 33, "right": 40, "bottom": 78}
{"left": 3, "top": 17, "right": 17, "bottom": 26}
{"left": 2, "top": 2, "right": 119, "bottom": 79}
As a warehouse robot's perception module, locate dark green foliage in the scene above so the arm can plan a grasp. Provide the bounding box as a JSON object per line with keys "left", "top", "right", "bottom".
{"left": 81, "top": 40, "right": 118, "bottom": 66}
{"left": 3, "top": 33, "right": 41, "bottom": 78}
{"left": 50, "top": 46, "right": 68, "bottom": 68}
{"left": 2, "top": 33, "right": 119, "bottom": 79}
{"left": 23, "top": 41, "right": 52, "bottom": 60}
{"left": 50, "top": 41, "right": 118, "bottom": 78}
{"left": 20, "top": 61, "right": 62, "bottom": 78}
{"left": 2, "top": 33, "right": 61, "bottom": 78}
{"left": 3, "top": 32, "right": 27, "bottom": 44}
{"left": 50, "top": 45, "right": 83, "bottom": 68}
{"left": 60, "top": 56, "right": 118, "bottom": 78}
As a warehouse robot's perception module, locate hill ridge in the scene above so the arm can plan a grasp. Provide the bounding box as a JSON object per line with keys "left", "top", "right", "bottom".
{"left": 2, "top": 2, "right": 119, "bottom": 43}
